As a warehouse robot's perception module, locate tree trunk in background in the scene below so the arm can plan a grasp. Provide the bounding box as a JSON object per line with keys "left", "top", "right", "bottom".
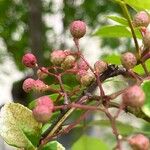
{"left": 27, "top": 0, "right": 43, "bottom": 66}
{"left": 12, "top": 0, "right": 44, "bottom": 105}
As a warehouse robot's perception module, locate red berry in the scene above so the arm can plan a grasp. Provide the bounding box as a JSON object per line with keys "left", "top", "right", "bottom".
{"left": 128, "top": 134, "right": 150, "bottom": 150}
{"left": 94, "top": 60, "right": 108, "bottom": 74}
{"left": 33, "top": 79, "right": 48, "bottom": 92}
{"left": 122, "top": 85, "right": 145, "bottom": 107}
{"left": 143, "top": 31, "right": 150, "bottom": 48}
{"left": 22, "top": 53, "right": 37, "bottom": 68}
{"left": 133, "top": 11, "right": 150, "bottom": 27}
{"left": 22, "top": 78, "right": 35, "bottom": 93}
{"left": 36, "top": 96, "right": 54, "bottom": 111}
{"left": 50, "top": 50, "right": 66, "bottom": 65}
{"left": 121, "top": 52, "right": 137, "bottom": 69}
{"left": 70, "top": 20, "right": 86, "bottom": 39}
{"left": 33, "top": 105, "right": 52, "bottom": 123}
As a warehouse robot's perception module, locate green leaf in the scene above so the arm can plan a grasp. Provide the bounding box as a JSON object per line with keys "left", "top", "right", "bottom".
{"left": 42, "top": 141, "right": 65, "bottom": 150}
{"left": 133, "top": 59, "right": 150, "bottom": 75}
{"left": 94, "top": 24, "right": 142, "bottom": 39}
{"left": 72, "top": 135, "right": 110, "bottom": 150}
{"left": 0, "top": 103, "right": 42, "bottom": 149}
{"left": 102, "top": 54, "right": 150, "bottom": 75}
{"left": 102, "top": 54, "right": 121, "bottom": 65}
{"left": 124, "top": 0, "right": 150, "bottom": 10}
{"left": 89, "top": 120, "right": 134, "bottom": 136}
{"left": 94, "top": 25, "right": 131, "bottom": 38}
{"left": 50, "top": 84, "right": 71, "bottom": 91}
{"left": 141, "top": 80, "right": 150, "bottom": 117}
{"left": 107, "top": 15, "right": 128, "bottom": 26}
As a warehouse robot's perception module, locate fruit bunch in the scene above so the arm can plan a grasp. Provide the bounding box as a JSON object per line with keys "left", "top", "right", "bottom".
{"left": 20, "top": 16, "right": 150, "bottom": 150}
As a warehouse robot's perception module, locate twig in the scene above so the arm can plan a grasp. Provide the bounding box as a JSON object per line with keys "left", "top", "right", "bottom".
{"left": 38, "top": 65, "right": 128, "bottom": 148}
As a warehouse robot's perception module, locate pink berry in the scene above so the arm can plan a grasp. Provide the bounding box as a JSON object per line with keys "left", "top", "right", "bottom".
{"left": 80, "top": 72, "right": 95, "bottom": 87}
{"left": 122, "top": 85, "right": 145, "bottom": 107}
{"left": 94, "top": 60, "right": 108, "bottom": 74}
{"left": 33, "top": 79, "right": 48, "bottom": 92}
{"left": 76, "top": 70, "right": 87, "bottom": 81}
{"left": 22, "top": 78, "right": 35, "bottom": 93}
{"left": 61, "top": 55, "right": 76, "bottom": 70}
{"left": 70, "top": 20, "right": 86, "bottom": 39}
{"left": 33, "top": 105, "right": 52, "bottom": 123}
{"left": 128, "top": 134, "right": 150, "bottom": 150}
{"left": 133, "top": 11, "right": 150, "bottom": 27}
{"left": 64, "top": 49, "right": 72, "bottom": 56}
{"left": 121, "top": 52, "right": 137, "bottom": 69}
{"left": 22, "top": 53, "right": 37, "bottom": 68}
{"left": 77, "top": 59, "right": 89, "bottom": 70}
{"left": 36, "top": 96, "right": 54, "bottom": 110}
{"left": 37, "top": 67, "right": 48, "bottom": 79}
{"left": 143, "top": 31, "right": 150, "bottom": 48}
{"left": 50, "top": 50, "right": 66, "bottom": 65}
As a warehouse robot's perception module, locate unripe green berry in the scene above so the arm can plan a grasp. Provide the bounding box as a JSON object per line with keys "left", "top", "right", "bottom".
{"left": 61, "top": 55, "right": 76, "bottom": 70}
{"left": 80, "top": 72, "right": 95, "bottom": 87}
{"left": 122, "top": 85, "right": 145, "bottom": 107}
{"left": 121, "top": 52, "right": 137, "bottom": 69}
{"left": 50, "top": 50, "right": 66, "bottom": 65}
{"left": 94, "top": 60, "right": 108, "bottom": 74}
{"left": 128, "top": 134, "right": 150, "bottom": 150}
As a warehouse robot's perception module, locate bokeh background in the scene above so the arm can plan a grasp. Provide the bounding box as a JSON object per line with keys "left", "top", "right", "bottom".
{"left": 0, "top": 0, "right": 146, "bottom": 150}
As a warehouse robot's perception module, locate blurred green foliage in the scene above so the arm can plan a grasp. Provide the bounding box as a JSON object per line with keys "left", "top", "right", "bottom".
{"left": 0, "top": 0, "right": 123, "bottom": 71}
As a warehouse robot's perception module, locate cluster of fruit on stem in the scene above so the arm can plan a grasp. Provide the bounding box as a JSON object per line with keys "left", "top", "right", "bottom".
{"left": 21, "top": 11, "right": 150, "bottom": 150}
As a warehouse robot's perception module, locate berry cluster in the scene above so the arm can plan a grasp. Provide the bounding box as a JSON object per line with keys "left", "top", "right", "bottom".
{"left": 21, "top": 18, "right": 150, "bottom": 150}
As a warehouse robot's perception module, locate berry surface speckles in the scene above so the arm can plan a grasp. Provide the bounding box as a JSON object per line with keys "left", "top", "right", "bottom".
{"left": 50, "top": 50, "right": 66, "bottom": 65}
{"left": 129, "top": 134, "right": 150, "bottom": 150}
{"left": 22, "top": 78, "right": 35, "bottom": 93}
{"left": 70, "top": 20, "right": 86, "bottom": 39}
{"left": 122, "top": 85, "right": 145, "bottom": 107}
{"left": 22, "top": 53, "right": 37, "bottom": 68}
{"left": 121, "top": 52, "right": 137, "bottom": 69}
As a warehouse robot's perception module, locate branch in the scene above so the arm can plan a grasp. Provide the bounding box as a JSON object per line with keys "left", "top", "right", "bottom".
{"left": 38, "top": 65, "right": 127, "bottom": 146}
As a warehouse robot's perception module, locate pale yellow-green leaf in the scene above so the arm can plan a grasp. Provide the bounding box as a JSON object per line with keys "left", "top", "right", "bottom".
{"left": 124, "top": 0, "right": 150, "bottom": 10}
{"left": 41, "top": 141, "right": 65, "bottom": 150}
{"left": 0, "top": 103, "right": 42, "bottom": 150}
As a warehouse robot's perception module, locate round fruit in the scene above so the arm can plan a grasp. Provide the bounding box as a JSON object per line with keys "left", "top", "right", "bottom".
{"left": 22, "top": 53, "right": 37, "bottom": 68}
{"left": 121, "top": 52, "right": 137, "bottom": 69}
{"left": 129, "top": 134, "right": 150, "bottom": 150}
{"left": 33, "top": 105, "right": 52, "bottom": 123}
{"left": 22, "top": 78, "right": 35, "bottom": 93}
{"left": 133, "top": 11, "right": 150, "bottom": 27}
{"left": 122, "top": 85, "right": 145, "bottom": 107}
{"left": 70, "top": 20, "right": 86, "bottom": 39}
{"left": 50, "top": 50, "right": 66, "bottom": 65}
{"left": 94, "top": 60, "right": 108, "bottom": 74}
